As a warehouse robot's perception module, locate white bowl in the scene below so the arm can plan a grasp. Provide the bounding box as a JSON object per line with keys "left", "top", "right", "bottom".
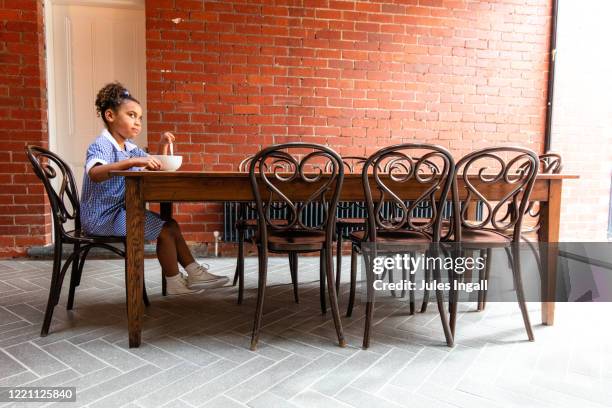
{"left": 152, "top": 155, "right": 183, "bottom": 171}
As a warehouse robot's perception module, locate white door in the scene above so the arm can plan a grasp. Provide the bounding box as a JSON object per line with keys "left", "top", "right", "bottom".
{"left": 47, "top": 0, "right": 147, "bottom": 203}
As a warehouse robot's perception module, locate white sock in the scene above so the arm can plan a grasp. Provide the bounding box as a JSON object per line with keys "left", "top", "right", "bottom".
{"left": 185, "top": 262, "right": 201, "bottom": 275}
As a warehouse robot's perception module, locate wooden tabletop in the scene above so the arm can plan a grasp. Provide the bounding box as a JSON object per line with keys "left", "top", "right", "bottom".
{"left": 111, "top": 170, "right": 578, "bottom": 203}
{"left": 112, "top": 170, "right": 579, "bottom": 180}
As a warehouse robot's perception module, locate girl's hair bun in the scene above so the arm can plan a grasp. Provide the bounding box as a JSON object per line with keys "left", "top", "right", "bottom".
{"left": 95, "top": 82, "right": 140, "bottom": 124}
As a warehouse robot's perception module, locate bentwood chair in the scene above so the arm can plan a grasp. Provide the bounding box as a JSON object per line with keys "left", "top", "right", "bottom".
{"left": 26, "top": 146, "right": 150, "bottom": 337}
{"left": 248, "top": 143, "right": 345, "bottom": 350}
{"left": 325, "top": 156, "right": 367, "bottom": 295}
{"left": 232, "top": 156, "right": 295, "bottom": 305}
{"left": 346, "top": 155, "right": 449, "bottom": 317}
{"left": 449, "top": 147, "right": 539, "bottom": 341}
{"left": 474, "top": 152, "right": 562, "bottom": 311}
{"left": 355, "top": 144, "right": 457, "bottom": 349}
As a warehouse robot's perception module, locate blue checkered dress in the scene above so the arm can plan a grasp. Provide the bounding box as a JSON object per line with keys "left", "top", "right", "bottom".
{"left": 80, "top": 129, "right": 166, "bottom": 241}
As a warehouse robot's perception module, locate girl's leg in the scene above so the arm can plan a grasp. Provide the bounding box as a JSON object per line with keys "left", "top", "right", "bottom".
{"left": 158, "top": 219, "right": 228, "bottom": 288}
{"left": 156, "top": 221, "right": 182, "bottom": 277}
{"left": 157, "top": 220, "right": 196, "bottom": 275}
{"left": 174, "top": 224, "right": 196, "bottom": 268}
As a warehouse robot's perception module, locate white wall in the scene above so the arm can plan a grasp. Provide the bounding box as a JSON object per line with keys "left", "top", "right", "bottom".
{"left": 553, "top": 0, "right": 612, "bottom": 241}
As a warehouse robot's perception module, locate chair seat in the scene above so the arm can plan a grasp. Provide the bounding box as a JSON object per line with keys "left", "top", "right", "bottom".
{"left": 412, "top": 217, "right": 451, "bottom": 227}
{"left": 459, "top": 229, "right": 513, "bottom": 248}
{"left": 237, "top": 218, "right": 287, "bottom": 229}
{"left": 64, "top": 230, "right": 125, "bottom": 245}
{"left": 264, "top": 230, "right": 327, "bottom": 252}
{"left": 336, "top": 217, "right": 366, "bottom": 227}
{"left": 349, "top": 229, "right": 431, "bottom": 244}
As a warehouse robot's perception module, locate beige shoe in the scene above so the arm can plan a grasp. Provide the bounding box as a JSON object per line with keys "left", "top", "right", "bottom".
{"left": 166, "top": 274, "right": 204, "bottom": 295}
{"left": 186, "top": 264, "right": 229, "bottom": 289}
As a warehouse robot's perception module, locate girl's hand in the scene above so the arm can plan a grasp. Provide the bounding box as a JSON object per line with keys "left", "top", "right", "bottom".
{"left": 160, "top": 132, "right": 175, "bottom": 146}
{"left": 131, "top": 156, "right": 162, "bottom": 171}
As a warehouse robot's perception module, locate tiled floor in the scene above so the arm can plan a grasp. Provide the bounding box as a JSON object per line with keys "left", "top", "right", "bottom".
{"left": 0, "top": 257, "right": 611, "bottom": 408}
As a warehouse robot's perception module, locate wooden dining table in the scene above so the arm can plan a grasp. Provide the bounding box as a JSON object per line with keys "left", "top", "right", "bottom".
{"left": 112, "top": 170, "right": 578, "bottom": 348}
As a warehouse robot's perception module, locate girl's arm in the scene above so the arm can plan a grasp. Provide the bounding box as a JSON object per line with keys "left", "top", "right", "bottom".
{"left": 89, "top": 156, "right": 162, "bottom": 182}
{"left": 157, "top": 132, "right": 176, "bottom": 155}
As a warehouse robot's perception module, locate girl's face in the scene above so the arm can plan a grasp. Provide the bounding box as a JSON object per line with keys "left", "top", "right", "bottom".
{"left": 104, "top": 100, "right": 143, "bottom": 140}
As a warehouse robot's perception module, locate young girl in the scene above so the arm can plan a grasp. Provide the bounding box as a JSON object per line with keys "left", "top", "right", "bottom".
{"left": 80, "top": 82, "right": 228, "bottom": 295}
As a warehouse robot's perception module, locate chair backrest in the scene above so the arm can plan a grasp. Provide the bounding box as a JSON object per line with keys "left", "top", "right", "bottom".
{"left": 517, "top": 152, "right": 562, "bottom": 176}
{"left": 325, "top": 156, "right": 367, "bottom": 174}
{"left": 25, "top": 145, "right": 80, "bottom": 237}
{"left": 249, "top": 143, "right": 344, "bottom": 242}
{"left": 522, "top": 152, "right": 563, "bottom": 221}
{"left": 238, "top": 153, "right": 298, "bottom": 216}
{"left": 361, "top": 144, "right": 456, "bottom": 242}
{"left": 539, "top": 152, "right": 563, "bottom": 174}
{"left": 325, "top": 156, "right": 367, "bottom": 213}
{"left": 454, "top": 146, "right": 539, "bottom": 241}
{"left": 240, "top": 154, "right": 298, "bottom": 173}
{"left": 238, "top": 156, "right": 254, "bottom": 172}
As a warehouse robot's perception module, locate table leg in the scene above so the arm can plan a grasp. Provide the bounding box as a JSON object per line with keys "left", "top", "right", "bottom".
{"left": 539, "top": 179, "right": 562, "bottom": 326}
{"left": 126, "top": 178, "right": 145, "bottom": 347}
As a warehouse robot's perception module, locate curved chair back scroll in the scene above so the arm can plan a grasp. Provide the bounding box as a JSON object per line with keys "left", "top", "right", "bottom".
{"left": 539, "top": 152, "right": 563, "bottom": 174}
{"left": 239, "top": 153, "right": 296, "bottom": 216}
{"left": 454, "top": 147, "right": 539, "bottom": 241}
{"left": 26, "top": 146, "right": 81, "bottom": 238}
{"left": 525, "top": 152, "right": 562, "bottom": 222}
{"left": 324, "top": 156, "right": 367, "bottom": 174}
{"left": 362, "top": 144, "right": 456, "bottom": 243}
{"left": 325, "top": 156, "right": 367, "bottom": 213}
{"left": 249, "top": 143, "right": 345, "bottom": 242}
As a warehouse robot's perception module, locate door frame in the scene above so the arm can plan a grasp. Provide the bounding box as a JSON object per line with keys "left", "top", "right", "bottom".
{"left": 44, "top": 0, "right": 145, "bottom": 153}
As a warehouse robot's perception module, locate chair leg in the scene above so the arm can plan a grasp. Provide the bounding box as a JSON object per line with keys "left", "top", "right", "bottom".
{"left": 75, "top": 246, "right": 90, "bottom": 286}
{"left": 143, "top": 284, "right": 150, "bottom": 307}
{"left": 477, "top": 249, "right": 491, "bottom": 311}
{"left": 346, "top": 245, "right": 358, "bottom": 317}
{"left": 420, "top": 263, "right": 431, "bottom": 313}
{"left": 388, "top": 264, "right": 396, "bottom": 298}
{"left": 324, "top": 245, "right": 346, "bottom": 348}
{"left": 41, "top": 241, "right": 63, "bottom": 337}
{"left": 405, "top": 263, "right": 415, "bottom": 315}
{"left": 449, "top": 272, "right": 458, "bottom": 338}
{"left": 319, "top": 250, "right": 327, "bottom": 314}
{"left": 66, "top": 243, "right": 81, "bottom": 311}
{"left": 526, "top": 238, "right": 544, "bottom": 285}
{"left": 448, "top": 269, "right": 458, "bottom": 337}
{"left": 162, "top": 274, "right": 167, "bottom": 296}
{"left": 335, "top": 228, "right": 342, "bottom": 295}
{"left": 433, "top": 254, "right": 454, "bottom": 347}
{"left": 482, "top": 250, "right": 490, "bottom": 310}
{"left": 233, "top": 228, "right": 242, "bottom": 286}
{"left": 250, "top": 246, "right": 268, "bottom": 351}
{"left": 236, "top": 228, "right": 245, "bottom": 304}
{"left": 362, "top": 249, "right": 376, "bottom": 349}
{"left": 67, "top": 244, "right": 93, "bottom": 310}
{"left": 288, "top": 252, "right": 299, "bottom": 303}
{"left": 449, "top": 248, "right": 463, "bottom": 336}
{"left": 509, "top": 245, "right": 534, "bottom": 341}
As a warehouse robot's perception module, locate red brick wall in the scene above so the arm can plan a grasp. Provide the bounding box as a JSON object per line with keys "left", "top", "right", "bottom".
{"left": 145, "top": 0, "right": 551, "bottom": 242}
{"left": 0, "top": 0, "right": 50, "bottom": 257}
